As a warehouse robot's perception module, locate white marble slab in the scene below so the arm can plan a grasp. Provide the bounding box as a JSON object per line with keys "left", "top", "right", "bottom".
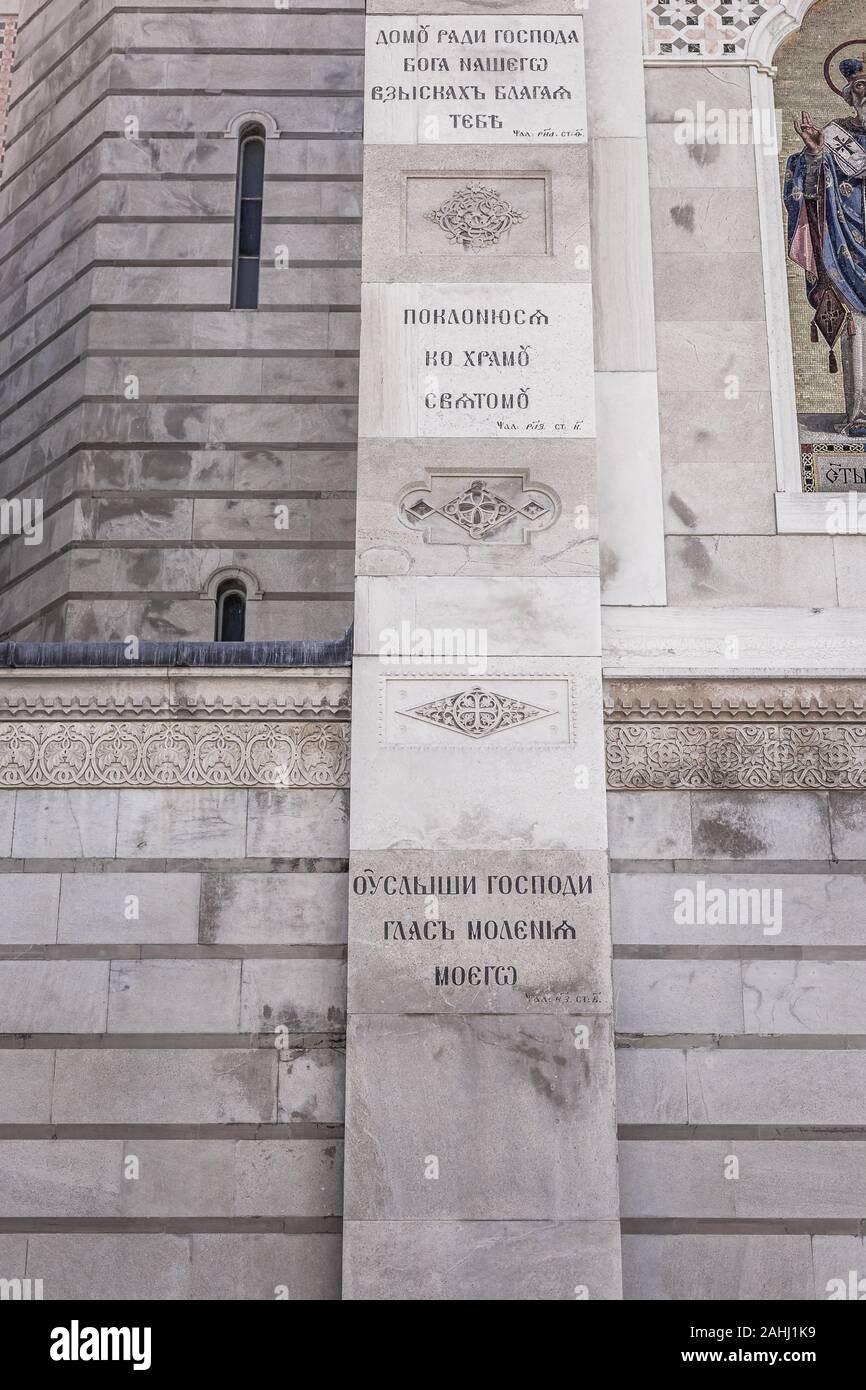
{"left": 364, "top": 14, "right": 587, "bottom": 145}
{"left": 359, "top": 281, "right": 596, "bottom": 438}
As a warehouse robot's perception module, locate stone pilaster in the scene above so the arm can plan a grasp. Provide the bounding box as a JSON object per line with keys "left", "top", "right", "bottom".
{"left": 343, "top": 3, "right": 622, "bottom": 1299}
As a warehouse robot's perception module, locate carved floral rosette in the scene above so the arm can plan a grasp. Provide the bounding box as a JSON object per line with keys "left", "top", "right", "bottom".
{"left": 0, "top": 721, "right": 350, "bottom": 789}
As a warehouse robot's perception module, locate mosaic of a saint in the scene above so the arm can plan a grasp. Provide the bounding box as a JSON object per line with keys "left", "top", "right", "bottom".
{"left": 784, "top": 45, "right": 866, "bottom": 437}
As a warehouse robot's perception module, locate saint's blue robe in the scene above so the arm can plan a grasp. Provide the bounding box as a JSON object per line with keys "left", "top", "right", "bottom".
{"left": 784, "top": 118, "right": 866, "bottom": 319}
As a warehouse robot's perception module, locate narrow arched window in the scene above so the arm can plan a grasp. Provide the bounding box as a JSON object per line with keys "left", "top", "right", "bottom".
{"left": 232, "top": 125, "right": 265, "bottom": 309}
{"left": 215, "top": 579, "right": 247, "bottom": 641}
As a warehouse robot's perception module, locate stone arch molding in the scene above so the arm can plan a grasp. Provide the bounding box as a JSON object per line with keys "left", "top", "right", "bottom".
{"left": 224, "top": 111, "right": 281, "bottom": 140}
{"left": 201, "top": 566, "right": 263, "bottom": 601}
{"left": 745, "top": 0, "right": 825, "bottom": 74}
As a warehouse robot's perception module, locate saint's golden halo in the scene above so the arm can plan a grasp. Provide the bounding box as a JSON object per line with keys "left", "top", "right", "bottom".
{"left": 824, "top": 39, "right": 866, "bottom": 97}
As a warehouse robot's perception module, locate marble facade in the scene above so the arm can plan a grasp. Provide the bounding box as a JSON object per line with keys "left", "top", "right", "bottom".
{"left": 2, "top": 0, "right": 866, "bottom": 1302}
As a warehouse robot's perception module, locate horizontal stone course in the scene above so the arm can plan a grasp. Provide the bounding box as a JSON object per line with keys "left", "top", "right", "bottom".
{"left": 620, "top": 1141, "right": 866, "bottom": 1219}
{"left": 0, "top": 960, "right": 109, "bottom": 1032}
{"left": 51, "top": 1050, "right": 278, "bottom": 1125}
{"left": 22, "top": 1232, "right": 341, "bottom": 1299}
{"left": 611, "top": 872, "right": 866, "bottom": 946}
{"left": 614, "top": 960, "right": 743, "bottom": 1035}
{"left": 617, "top": 1049, "right": 866, "bottom": 1127}
{"left": 0, "top": 1139, "right": 341, "bottom": 1217}
{"left": 622, "top": 1235, "right": 813, "bottom": 1301}
{"left": 344, "top": 1220, "right": 622, "bottom": 1301}
{"left": 607, "top": 791, "right": 832, "bottom": 860}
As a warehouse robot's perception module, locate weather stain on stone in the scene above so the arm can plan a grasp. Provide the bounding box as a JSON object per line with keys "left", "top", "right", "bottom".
{"left": 164, "top": 406, "right": 206, "bottom": 441}
{"left": 670, "top": 202, "right": 695, "bottom": 233}
{"left": 687, "top": 143, "right": 720, "bottom": 166}
{"left": 694, "top": 816, "right": 767, "bottom": 859}
{"left": 198, "top": 876, "right": 234, "bottom": 944}
{"left": 509, "top": 1040, "right": 549, "bottom": 1064}
{"left": 529, "top": 1065, "right": 565, "bottom": 1109}
{"left": 679, "top": 538, "right": 713, "bottom": 583}
{"left": 668, "top": 492, "right": 698, "bottom": 529}
{"left": 146, "top": 451, "right": 195, "bottom": 482}
{"left": 126, "top": 551, "right": 161, "bottom": 587}
{"left": 600, "top": 542, "right": 620, "bottom": 583}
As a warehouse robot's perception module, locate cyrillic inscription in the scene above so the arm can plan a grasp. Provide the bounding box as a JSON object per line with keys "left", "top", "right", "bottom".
{"left": 365, "top": 16, "right": 587, "bottom": 145}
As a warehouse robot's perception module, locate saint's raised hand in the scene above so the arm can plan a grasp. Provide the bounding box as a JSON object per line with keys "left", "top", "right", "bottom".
{"left": 794, "top": 110, "right": 824, "bottom": 152}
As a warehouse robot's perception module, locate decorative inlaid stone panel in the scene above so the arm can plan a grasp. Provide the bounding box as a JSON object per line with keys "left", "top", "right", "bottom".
{"left": 643, "top": 1, "right": 780, "bottom": 59}
{"left": 0, "top": 722, "right": 350, "bottom": 789}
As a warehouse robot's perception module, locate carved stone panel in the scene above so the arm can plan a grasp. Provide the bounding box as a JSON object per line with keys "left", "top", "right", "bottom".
{"left": 382, "top": 674, "right": 574, "bottom": 746}
{"left": 356, "top": 438, "right": 597, "bottom": 580}
{"left": 400, "top": 471, "right": 558, "bottom": 545}
{"left": 406, "top": 176, "right": 548, "bottom": 257}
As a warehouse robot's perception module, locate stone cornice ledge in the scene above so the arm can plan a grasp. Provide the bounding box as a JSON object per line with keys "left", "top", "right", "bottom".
{"left": 605, "top": 681, "right": 866, "bottom": 724}
{"left": 0, "top": 667, "right": 352, "bottom": 722}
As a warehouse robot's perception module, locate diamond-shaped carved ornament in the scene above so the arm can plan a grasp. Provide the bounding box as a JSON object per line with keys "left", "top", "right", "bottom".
{"left": 399, "top": 687, "right": 553, "bottom": 739}
{"left": 403, "top": 478, "right": 553, "bottom": 541}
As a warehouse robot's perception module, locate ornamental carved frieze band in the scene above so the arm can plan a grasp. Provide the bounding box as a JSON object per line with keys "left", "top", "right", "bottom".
{"left": 0, "top": 721, "right": 350, "bottom": 789}
{"left": 605, "top": 724, "right": 866, "bottom": 791}
{"left": 426, "top": 182, "right": 527, "bottom": 250}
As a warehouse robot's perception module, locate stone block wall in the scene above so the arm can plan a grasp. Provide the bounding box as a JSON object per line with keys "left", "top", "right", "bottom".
{"left": 0, "top": 0, "right": 362, "bottom": 641}
{"left": 606, "top": 679, "right": 866, "bottom": 1299}
{"left": 0, "top": 3, "right": 16, "bottom": 184}
{"left": 639, "top": 31, "right": 866, "bottom": 605}
{"left": 0, "top": 667, "right": 349, "bottom": 1299}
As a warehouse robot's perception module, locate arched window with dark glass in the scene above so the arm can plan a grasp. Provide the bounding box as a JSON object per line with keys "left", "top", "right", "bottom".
{"left": 215, "top": 578, "right": 247, "bottom": 641}
{"left": 232, "top": 125, "right": 265, "bottom": 309}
